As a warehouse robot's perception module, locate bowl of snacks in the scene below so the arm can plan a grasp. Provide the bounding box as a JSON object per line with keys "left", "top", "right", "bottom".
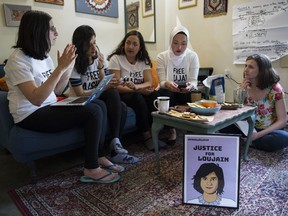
{"left": 187, "top": 100, "right": 221, "bottom": 115}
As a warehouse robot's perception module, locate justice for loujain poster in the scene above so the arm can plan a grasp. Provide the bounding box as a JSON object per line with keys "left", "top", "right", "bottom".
{"left": 183, "top": 134, "right": 240, "bottom": 208}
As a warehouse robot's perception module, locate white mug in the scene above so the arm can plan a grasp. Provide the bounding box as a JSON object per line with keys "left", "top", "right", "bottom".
{"left": 153, "top": 96, "right": 170, "bottom": 113}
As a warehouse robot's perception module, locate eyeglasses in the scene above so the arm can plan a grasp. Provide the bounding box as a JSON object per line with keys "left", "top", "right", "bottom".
{"left": 49, "top": 26, "right": 57, "bottom": 33}
{"left": 95, "top": 45, "right": 100, "bottom": 59}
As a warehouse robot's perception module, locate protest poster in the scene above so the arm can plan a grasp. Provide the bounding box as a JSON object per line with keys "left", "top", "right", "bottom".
{"left": 183, "top": 134, "right": 240, "bottom": 208}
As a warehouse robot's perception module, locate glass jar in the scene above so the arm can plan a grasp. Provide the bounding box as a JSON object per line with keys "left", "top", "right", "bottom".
{"left": 233, "top": 87, "right": 247, "bottom": 107}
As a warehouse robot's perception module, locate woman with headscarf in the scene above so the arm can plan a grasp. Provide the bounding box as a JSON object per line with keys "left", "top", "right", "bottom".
{"left": 156, "top": 26, "right": 200, "bottom": 144}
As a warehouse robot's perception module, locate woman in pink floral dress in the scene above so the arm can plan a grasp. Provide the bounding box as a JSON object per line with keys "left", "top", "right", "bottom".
{"left": 223, "top": 54, "right": 288, "bottom": 152}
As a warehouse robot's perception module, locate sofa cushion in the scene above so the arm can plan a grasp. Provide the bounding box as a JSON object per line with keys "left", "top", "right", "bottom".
{"left": 9, "top": 126, "right": 85, "bottom": 163}
{"left": 151, "top": 60, "right": 159, "bottom": 89}
{"left": 0, "top": 77, "right": 8, "bottom": 91}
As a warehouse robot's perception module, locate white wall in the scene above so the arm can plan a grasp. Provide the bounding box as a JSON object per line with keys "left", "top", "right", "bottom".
{"left": 0, "top": 0, "right": 126, "bottom": 65}
{"left": 1, "top": 0, "right": 287, "bottom": 103}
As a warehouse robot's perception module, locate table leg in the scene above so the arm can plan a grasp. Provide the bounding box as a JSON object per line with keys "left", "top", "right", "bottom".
{"left": 151, "top": 121, "right": 164, "bottom": 174}
{"left": 244, "top": 113, "right": 256, "bottom": 161}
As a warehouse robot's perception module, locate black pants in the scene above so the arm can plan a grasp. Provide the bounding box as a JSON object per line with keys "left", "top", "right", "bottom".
{"left": 17, "top": 99, "right": 107, "bottom": 169}
{"left": 100, "top": 88, "right": 127, "bottom": 140}
{"left": 120, "top": 92, "right": 157, "bottom": 133}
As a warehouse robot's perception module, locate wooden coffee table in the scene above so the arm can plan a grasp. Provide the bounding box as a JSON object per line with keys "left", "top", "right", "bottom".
{"left": 151, "top": 105, "right": 256, "bottom": 173}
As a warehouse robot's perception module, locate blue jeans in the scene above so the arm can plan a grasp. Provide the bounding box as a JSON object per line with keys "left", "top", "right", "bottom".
{"left": 252, "top": 129, "right": 288, "bottom": 152}
{"left": 220, "top": 125, "right": 288, "bottom": 152}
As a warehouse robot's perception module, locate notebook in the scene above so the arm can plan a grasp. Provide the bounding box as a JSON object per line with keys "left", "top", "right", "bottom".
{"left": 51, "top": 73, "right": 114, "bottom": 106}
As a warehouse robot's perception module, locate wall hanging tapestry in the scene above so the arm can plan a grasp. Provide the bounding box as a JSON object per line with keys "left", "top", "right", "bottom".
{"left": 126, "top": 2, "right": 139, "bottom": 30}
{"left": 75, "top": 0, "right": 118, "bottom": 18}
{"left": 204, "top": 0, "right": 228, "bottom": 17}
{"left": 35, "top": 0, "right": 64, "bottom": 5}
{"left": 3, "top": 4, "right": 31, "bottom": 27}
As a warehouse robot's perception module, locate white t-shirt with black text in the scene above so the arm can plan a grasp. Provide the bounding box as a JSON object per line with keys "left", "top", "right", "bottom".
{"left": 108, "top": 55, "right": 151, "bottom": 84}
{"left": 5, "top": 49, "right": 57, "bottom": 123}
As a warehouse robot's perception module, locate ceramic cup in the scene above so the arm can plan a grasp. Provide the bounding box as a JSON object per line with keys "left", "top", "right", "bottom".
{"left": 153, "top": 96, "right": 170, "bottom": 113}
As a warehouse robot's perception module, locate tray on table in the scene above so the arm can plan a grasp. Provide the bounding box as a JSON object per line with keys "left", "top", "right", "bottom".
{"left": 163, "top": 106, "right": 214, "bottom": 122}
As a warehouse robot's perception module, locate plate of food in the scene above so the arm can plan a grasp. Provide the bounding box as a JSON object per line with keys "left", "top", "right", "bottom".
{"left": 220, "top": 102, "right": 239, "bottom": 110}
{"left": 169, "top": 105, "right": 190, "bottom": 113}
{"left": 166, "top": 109, "right": 212, "bottom": 122}
{"left": 187, "top": 100, "right": 221, "bottom": 116}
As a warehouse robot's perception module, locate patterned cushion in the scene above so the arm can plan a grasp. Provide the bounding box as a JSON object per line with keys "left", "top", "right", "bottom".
{"left": 0, "top": 76, "right": 8, "bottom": 91}
{"left": 151, "top": 60, "right": 159, "bottom": 89}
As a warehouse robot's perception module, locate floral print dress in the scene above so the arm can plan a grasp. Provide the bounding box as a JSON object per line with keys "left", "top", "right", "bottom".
{"left": 245, "top": 83, "right": 285, "bottom": 130}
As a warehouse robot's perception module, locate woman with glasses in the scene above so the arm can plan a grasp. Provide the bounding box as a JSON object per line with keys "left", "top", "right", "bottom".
{"left": 70, "top": 25, "right": 139, "bottom": 164}
{"left": 4, "top": 11, "right": 121, "bottom": 184}
{"left": 156, "top": 26, "right": 200, "bottom": 145}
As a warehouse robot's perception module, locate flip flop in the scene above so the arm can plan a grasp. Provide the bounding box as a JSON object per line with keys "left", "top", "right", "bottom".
{"left": 100, "top": 163, "right": 125, "bottom": 173}
{"left": 80, "top": 172, "right": 120, "bottom": 184}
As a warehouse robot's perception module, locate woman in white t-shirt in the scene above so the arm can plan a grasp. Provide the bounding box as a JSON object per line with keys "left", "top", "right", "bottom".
{"left": 107, "top": 31, "right": 167, "bottom": 150}
{"left": 4, "top": 10, "right": 121, "bottom": 184}
{"left": 156, "top": 26, "right": 200, "bottom": 145}
{"left": 70, "top": 25, "right": 139, "bottom": 164}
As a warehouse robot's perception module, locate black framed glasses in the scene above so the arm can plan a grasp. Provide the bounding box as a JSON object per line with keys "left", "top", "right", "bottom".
{"left": 94, "top": 45, "right": 100, "bottom": 59}
{"left": 49, "top": 26, "right": 57, "bottom": 33}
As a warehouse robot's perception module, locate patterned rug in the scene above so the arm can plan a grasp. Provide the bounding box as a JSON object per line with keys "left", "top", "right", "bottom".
{"left": 8, "top": 133, "right": 288, "bottom": 216}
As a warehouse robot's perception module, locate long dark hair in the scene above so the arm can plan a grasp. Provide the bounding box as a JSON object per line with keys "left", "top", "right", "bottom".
{"left": 13, "top": 10, "right": 52, "bottom": 60}
{"left": 246, "top": 54, "right": 280, "bottom": 90}
{"left": 107, "top": 30, "right": 151, "bottom": 66}
{"left": 72, "top": 25, "right": 96, "bottom": 75}
{"left": 193, "top": 163, "right": 225, "bottom": 195}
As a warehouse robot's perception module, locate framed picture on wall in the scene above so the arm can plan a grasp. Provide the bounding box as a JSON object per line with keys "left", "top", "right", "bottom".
{"left": 178, "top": 0, "right": 197, "bottom": 9}
{"left": 35, "top": 0, "right": 64, "bottom": 6}
{"left": 204, "top": 0, "right": 228, "bottom": 17}
{"left": 75, "top": 0, "right": 119, "bottom": 18}
{"left": 183, "top": 134, "right": 240, "bottom": 209}
{"left": 3, "top": 4, "right": 31, "bottom": 27}
{"left": 142, "top": 0, "right": 154, "bottom": 17}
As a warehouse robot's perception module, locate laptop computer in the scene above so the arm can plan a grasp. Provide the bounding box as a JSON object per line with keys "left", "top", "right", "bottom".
{"left": 51, "top": 73, "right": 114, "bottom": 106}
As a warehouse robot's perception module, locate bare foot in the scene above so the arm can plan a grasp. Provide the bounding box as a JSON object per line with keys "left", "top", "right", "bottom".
{"left": 168, "top": 128, "right": 177, "bottom": 141}
{"left": 84, "top": 167, "right": 119, "bottom": 181}
{"left": 98, "top": 157, "right": 123, "bottom": 172}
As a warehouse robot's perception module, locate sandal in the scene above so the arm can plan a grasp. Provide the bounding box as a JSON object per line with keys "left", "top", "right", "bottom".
{"left": 80, "top": 171, "right": 120, "bottom": 184}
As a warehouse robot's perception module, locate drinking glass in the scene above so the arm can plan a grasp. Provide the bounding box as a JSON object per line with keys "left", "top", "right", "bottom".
{"left": 233, "top": 87, "right": 247, "bottom": 107}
